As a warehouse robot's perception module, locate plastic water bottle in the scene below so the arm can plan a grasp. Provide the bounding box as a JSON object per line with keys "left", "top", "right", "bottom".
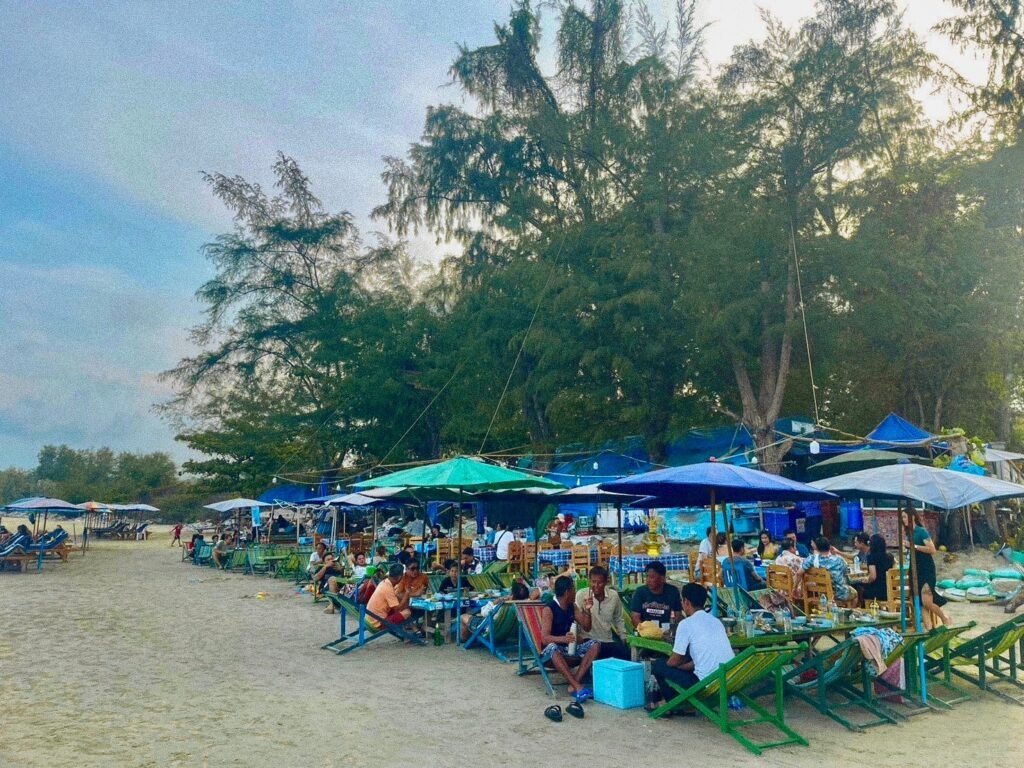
{"left": 831, "top": 601, "right": 840, "bottom": 625}
{"left": 818, "top": 593, "right": 828, "bottom": 617}
{"left": 853, "top": 553, "right": 861, "bottom": 574}
{"left": 567, "top": 622, "right": 578, "bottom": 655}
{"left": 782, "top": 610, "right": 792, "bottom": 634}
{"left": 743, "top": 611, "right": 755, "bottom": 638}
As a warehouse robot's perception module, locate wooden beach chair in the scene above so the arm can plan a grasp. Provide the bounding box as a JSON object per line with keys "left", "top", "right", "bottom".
{"left": 192, "top": 542, "right": 213, "bottom": 567}
{"left": 463, "top": 601, "right": 521, "bottom": 662}
{"left": 783, "top": 636, "right": 900, "bottom": 731}
{"left": 802, "top": 567, "right": 833, "bottom": 615}
{"left": 650, "top": 644, "right": 809, "bottom": 756}
{"left": 320, "top": 587, "right": 425, "bottom": 656}
{"left": 925, "top": 615, "right": 1024, "bottom": 705}
{"left": 766, "top": 565, "right": 795, "bottom": 596}
{"left": 246, "top": 545, "right": 271, "bottom": 575}
{"left": 514, "top": 601, "right": 581, "bottom": 696}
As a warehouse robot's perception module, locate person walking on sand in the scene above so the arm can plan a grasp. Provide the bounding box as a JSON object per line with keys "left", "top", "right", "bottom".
{"left": 171, "top": 523, "right": 183, "bottom": 547}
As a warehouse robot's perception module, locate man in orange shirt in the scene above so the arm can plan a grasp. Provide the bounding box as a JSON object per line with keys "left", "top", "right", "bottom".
{"left": 366, "top": 564, "right": 412, "bottom": 629}
{"left": 397, "top": 560, "right": 428, "bottom": 599}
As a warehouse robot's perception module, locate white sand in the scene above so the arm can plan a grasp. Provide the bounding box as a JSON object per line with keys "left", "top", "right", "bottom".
{"left": 1, "top": 523, "right": 1022, "bottom": 768}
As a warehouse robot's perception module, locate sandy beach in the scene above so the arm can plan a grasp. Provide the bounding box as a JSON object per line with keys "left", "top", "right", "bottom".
{"left": 2, "top": 524, "right": 1023, "bottom": 768}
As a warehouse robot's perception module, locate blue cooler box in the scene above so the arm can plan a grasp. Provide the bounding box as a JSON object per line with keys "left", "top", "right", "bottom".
{"left": 593, "top": 658, "right": 645, "bottom": 709}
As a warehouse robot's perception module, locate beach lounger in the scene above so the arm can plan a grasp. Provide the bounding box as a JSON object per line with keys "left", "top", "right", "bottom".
{"left": 246, "top": 545, "right": 271, "bottom": 575}
{"left": 925, "top": 615, "right": 1024, "bottom": 705}
{"left": 653, "top": 644, "right": 809, "bottom": 756}
{"left": 320, "top": 588, "right": 425, "bottom": 655}
{"left": 193, "top": 542, "right": 213, "bottom": 567}
{"left": 514, "top": 601, "right": 585, "bottom": 696}
{"left": 462, "top": 601, "right": 521, "bottom": 662}
{"left": 783, "top": 636, "right": 899, "bottom": 731}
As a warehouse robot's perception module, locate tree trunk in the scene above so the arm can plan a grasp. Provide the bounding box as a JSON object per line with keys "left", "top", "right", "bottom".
{"left": 732, "top": 261, "right": 797, "bottom": 475}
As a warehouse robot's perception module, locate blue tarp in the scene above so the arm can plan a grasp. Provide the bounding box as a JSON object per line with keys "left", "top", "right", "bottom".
{"left": 866, "top": 413, "right": 935, "bottom": 446}
{"left": 257, "top": 484, "right": 322, "bottom": 505}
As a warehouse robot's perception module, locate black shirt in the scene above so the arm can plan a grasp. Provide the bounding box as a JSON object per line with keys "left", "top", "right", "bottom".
{"left": 863, "top": 551, "right": 894, "bottom": 601}
{"left": 630, "top": 584, "right": 682, "bottom": 625}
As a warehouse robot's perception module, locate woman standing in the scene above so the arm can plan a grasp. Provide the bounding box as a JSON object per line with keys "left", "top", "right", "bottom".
{"left": 902, "top": 506, "right": 951, "bottom": 628}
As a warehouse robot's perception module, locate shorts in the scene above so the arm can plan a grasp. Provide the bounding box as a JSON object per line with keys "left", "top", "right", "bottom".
{"left": 540, "top": 639, "right": 598, "bottom": 662}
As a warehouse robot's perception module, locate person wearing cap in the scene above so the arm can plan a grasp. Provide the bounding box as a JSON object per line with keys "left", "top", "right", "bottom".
{"left": 366, "top": 564, "right": 413, "bottom": 629}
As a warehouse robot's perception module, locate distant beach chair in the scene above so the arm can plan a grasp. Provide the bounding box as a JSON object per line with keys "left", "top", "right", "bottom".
{"left": 320, "top": 585, "right": 425, "bottom": 656}
{"left": 514, "top": 600, "right": 584, "bottom": 696}
{"left": 463, "top": 600, "right": 521, "bottom": 662}
{"left": 925, "top": 614, "right": 1024, "bottom": 705}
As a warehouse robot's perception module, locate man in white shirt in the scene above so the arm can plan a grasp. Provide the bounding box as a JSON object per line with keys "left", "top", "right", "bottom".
{"left": 648, "top": 582, "right": 734, "bottom": 712}
{"left": 493, "top": 521, "right": 514, "bottom": 561}
{"left": 696, "top": 526, "right": 713, "bottom": 576}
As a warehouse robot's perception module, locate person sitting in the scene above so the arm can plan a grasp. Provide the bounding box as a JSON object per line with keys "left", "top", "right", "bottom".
{"left": 347, "top": 551, "right": 369, "bottom": 579}
{"left": 860, "top": 533, "right": 893, "bottom": 605}
{"left": 714, "top": 532, "right": 730, "bottom": 561}
{"left": 575, "top": 566, "right": 630, "bottom": 660}
{"left": 0, "top": 525, "right": 10, "bottom": 545}
{"left": 648, "top": 582, "right": 734, "bottom": 712}
{"left": 799, "top": 535, "right": 858, "bottom": 607}
{"left": 460, "top": 546, "right": 483, "bottom": 575}
{"left": 366, "top": 563, "right": 414, "bottom": 629}
{"left": 313, "top": 554, "right": 347, "bottom": 612}
{"left": 540, "top": 575, "right": 601, "bottom": 702}
{"left": 397, "top": 560, "right": 428, "bottom": 600}
{"left": 630, "top": 561, "right": 683, "bottom": 628}
{"left": 784, "top": 529, "right": 810, "bottom": 558}
{"left": 774, "top": 538, "right": 804, "bottom": 597}
{"left": 397, "top": 545, "right": 417, "bottom": 567}
{"left": 439, "top": 560, "right": 462, "bottom": 593}
{"left": 429, "top": 524, "right": 445, "bottom": 540}
{"left": 186, "top": 532, "right": 204, "bottom": 559}
{"left": 371, "top": 545, "right": 388, "bottom": 565}
{"left": 724, "top": 539, "right": 765, "bottom": 589}
{"left": 460, "top": 580, "right": 530, "bottom": 641}
{"left": 852, "top": 532, "right": 870, "bottom": 564}
{"left": 307, "top": 541, "right": 328, "bottom": 576}
{"left": 212, "top": 534, "right": 233, "bottom": 569}
{"left": 756, "top": 529, "right": 779, "bottom": 560}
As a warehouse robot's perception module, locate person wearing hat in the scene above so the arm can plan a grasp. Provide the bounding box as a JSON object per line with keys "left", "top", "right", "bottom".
{"left": 366, "top": 564, "right": 413, "bottom": 629}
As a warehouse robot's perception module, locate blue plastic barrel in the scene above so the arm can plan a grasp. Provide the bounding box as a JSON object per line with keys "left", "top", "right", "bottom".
{"left": 763, "top": 510, "right": 789, "bottom": 540}
{"left": 840, "top": 501, "right": 863, "bottom": 532}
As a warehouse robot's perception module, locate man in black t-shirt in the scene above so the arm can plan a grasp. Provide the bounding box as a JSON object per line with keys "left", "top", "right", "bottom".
{"left": 630, "top": 561, "right": 683, "bottom": 628}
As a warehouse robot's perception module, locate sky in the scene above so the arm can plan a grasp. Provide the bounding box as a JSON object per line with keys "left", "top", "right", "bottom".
{"left": 0, "top": 1, "right": 983, "bottom": 469}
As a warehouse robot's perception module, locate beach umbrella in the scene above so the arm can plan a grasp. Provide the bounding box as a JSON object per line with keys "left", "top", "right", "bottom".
{"left": 203, "top": 498, "right": 272, "bottom": 513}
{"left": 807, "top": 449, "right": 929, "bottom": 479}
{"left": 356, "top": 456, "right": 564, "bottom": 641}
{"left": 807, "top": 463, "right": 1024, "bottom": 510}
{"left": 602, "top": 463, "right": 836, "bottom": 610}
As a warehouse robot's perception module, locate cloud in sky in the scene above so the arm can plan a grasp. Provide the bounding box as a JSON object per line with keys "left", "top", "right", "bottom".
{"left": 0, "top": 1, "right": 984, "bottom": 468}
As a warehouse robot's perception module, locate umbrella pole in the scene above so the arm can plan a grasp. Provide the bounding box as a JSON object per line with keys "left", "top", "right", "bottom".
{"left": 902, "top": 503, "right": 928, "bottom": 703}
{"left": 710, "top": 490, "right": 719, "bottom": 615}
{"left": 456, "top": 497, "right": 464, "bottom": 647}
{"left": 723, "top": 503, "right": 741, "bottom": 616}
{"left": 965, "top": 507, "right": 974, "bottom": 549}
{"left": 616, "top": 503, "right": 624, "bottom": 591}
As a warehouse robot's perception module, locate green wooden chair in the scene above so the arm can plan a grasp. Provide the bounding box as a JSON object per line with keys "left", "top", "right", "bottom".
{"left": 870, "top": 623, "right": 976, "bottom": 712}
{"left": 925, "top": 615, "right": 1024, "bottom": 706}
{"left": 246, "top": 545, "right": 271, "bottom": 575}
{"left": 783, "top": 636, "right": 899, "bottom": 731}
{"left": 226, "top": 549, "right": 249, "bottom": 573}
{"left": 651, "top": 643, "right": 809, "bottom": 756}
{"left": 192, "top": 542, "right": 213, "bottom": 567}
{"left": 427, "top": 573, "right": 444, "bottom": 594}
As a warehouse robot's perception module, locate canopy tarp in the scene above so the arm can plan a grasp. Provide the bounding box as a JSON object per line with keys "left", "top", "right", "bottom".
{"left": 866, "top": 413, "right": 935, "bottom": 447}
{"left": 807, "top": 449, "right": 929, "bottom": 479}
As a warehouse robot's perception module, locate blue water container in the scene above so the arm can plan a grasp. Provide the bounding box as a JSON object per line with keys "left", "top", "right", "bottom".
{"left": 593, "top": 659, "right": 645, "bottom": 709}
{"left": 841, "top": 501, "right": 863, "bottom": 533}
{"left": 763, "top": 509, "right": 789, "bottom": 540}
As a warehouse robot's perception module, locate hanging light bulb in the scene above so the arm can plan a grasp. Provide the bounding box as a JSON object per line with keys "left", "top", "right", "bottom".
{"left": 272, "top": 477, "right": 278, "bottom": 484}
{"left": 809, "top": 440, "right": 821, "bottom": 455}
{"left": 334, "top": 484, "right": 341, "bottom": 492}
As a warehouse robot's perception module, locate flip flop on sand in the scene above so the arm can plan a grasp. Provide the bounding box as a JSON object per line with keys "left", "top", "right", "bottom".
{"left": 566, "top": 702, "right": 585, "bottom": 719}
{"left": 572, "top": 687, "right": 593, "bottom": 704}
{"left": 544, "top": 705, "right": 563, "bottom": 723}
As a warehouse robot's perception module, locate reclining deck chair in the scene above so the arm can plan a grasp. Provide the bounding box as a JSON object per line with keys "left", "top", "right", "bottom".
{"left": 783, "top": 636, "right": 899, "bottom": 731}
{"left": 321, "top": 586, "right": 425, "bottom": 656}
{"left": 515, "top": 600, "right": 581, "bottom": 696}
{"left": 652, "top": 643, "right": 809, "bottom": 756}
{"left": 925, "top": 615, "right": 1024, "bottom": 705}
{"left": 463, "top": 600, "right": 521, "bottom": 662}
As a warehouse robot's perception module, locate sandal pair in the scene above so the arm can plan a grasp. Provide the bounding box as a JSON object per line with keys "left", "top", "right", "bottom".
{"left": 544, "top": 702, "right": 585, "bottom": 722}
